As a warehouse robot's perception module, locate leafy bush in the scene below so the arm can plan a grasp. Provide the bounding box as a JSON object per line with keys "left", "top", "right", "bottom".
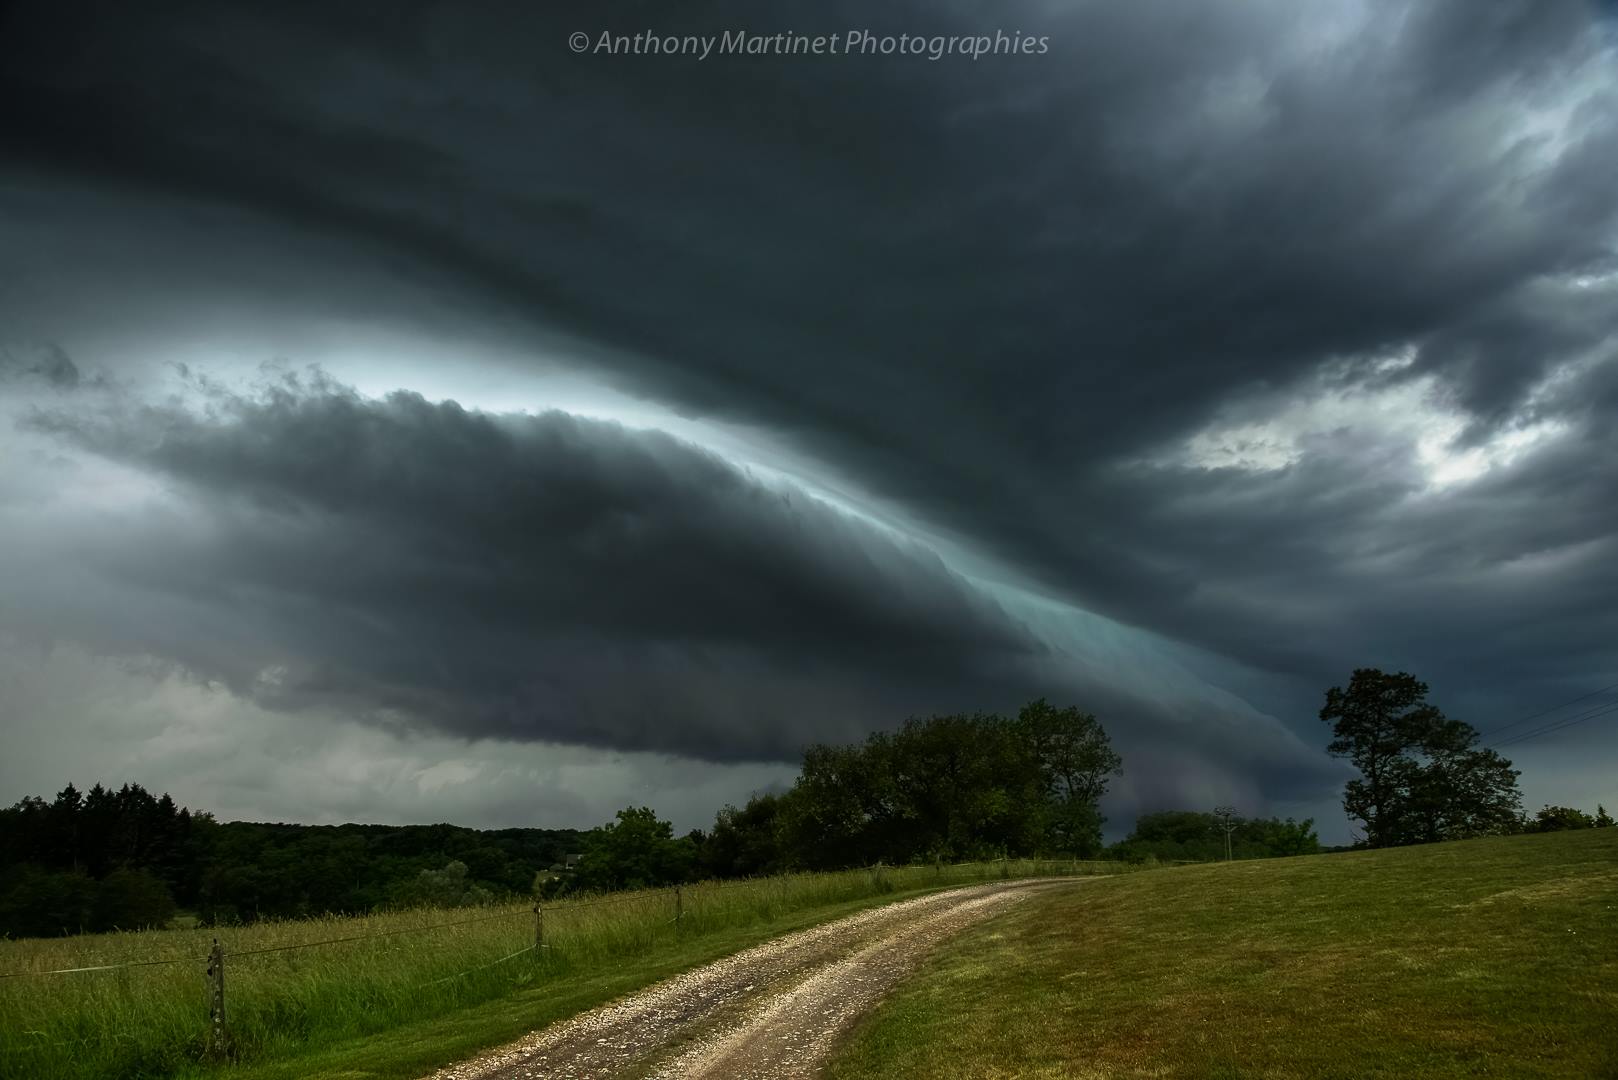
{"left": 1533, "top": 805, "right": 1600, "bottom": 831}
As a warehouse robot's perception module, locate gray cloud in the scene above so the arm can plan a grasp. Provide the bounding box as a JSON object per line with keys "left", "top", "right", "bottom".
{"left": 3, "top": 0, "right": 1616, "bottom": 829}
{"left": 10, "top": 0, "right": 1612, "bottom": 657}
{"left": 0, "top": 638, "right": 800, "bottom": 833}
{"left": 1, "top": 344, "right": 81, "bottom": 389}
{"left": 19, "top": 373, "right": 1048, "bottom": 760}
{"left": 4, "top": 364, "right": 1331, "bottom": 814}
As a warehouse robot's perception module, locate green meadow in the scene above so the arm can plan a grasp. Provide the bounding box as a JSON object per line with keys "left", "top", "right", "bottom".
{"left": 828, "top": 829, "right": 1618, "bottom": 1080}
{"left": 0, "top": 858, "right": 1106, "bottom": 1080}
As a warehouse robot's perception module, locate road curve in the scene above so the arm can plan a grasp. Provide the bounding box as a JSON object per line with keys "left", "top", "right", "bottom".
{"left": 422, "top": 877, "right": 1080, "bottom": 1080}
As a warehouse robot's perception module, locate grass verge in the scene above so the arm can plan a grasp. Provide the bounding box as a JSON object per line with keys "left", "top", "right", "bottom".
{"left": 825, "top": 830, "right": 1618, "bottom": 1080}
{"left": 0, "top": 858, "right": 1110, "bottom": 1080}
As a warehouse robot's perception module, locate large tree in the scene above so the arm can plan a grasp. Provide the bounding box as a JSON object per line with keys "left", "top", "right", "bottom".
{"left": 1321, "top": 669, "right": 1520, "bottom": 847}
{"left": 574, "top": 806, "right": 697, "bottom": 892}
{"left": 702, "top": 794, "right": 785, "bottom": 879}
{"left": 1016, "top": 699, "right": 1123, "bottom": 857}
{"left": 776, "top": 702, "right": 1121, "bottom": 868}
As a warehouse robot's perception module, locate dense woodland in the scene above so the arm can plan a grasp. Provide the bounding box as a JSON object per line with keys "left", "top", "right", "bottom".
{"left": 0, "top": 785, "right": 584, "bottom": 937}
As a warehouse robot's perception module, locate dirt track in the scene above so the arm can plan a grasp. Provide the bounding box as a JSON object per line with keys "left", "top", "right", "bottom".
{"left": 423, "top": 878, "right": 1077, "bottom": 1080}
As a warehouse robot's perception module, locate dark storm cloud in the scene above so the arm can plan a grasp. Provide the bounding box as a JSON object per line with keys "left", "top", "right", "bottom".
{"left": 10, "top": 364, "right": 1330, "bottom": 800}
{"left": 3, "top": 0, "right": 1616, "bottom": 813}
{"left": 20, "top": 373, "right": 1050, "bottom": 759}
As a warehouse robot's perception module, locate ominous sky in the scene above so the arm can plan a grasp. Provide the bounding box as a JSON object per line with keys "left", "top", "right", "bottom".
{"left": 3, "top": 0, "right": 1616, "bottom": 841}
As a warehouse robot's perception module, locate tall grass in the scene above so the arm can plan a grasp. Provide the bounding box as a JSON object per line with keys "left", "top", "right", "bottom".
{"left": 0, "top": 858, "right": 1111, "bottom": 1080}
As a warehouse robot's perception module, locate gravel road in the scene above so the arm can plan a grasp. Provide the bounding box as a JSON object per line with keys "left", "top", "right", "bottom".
{"left": 423, "top": 877, "right": 1078, "bottom": 1080}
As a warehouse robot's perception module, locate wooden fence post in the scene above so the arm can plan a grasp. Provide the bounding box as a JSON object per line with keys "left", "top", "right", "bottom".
{"left": 533, "top": 903, "right": 544, "bottom": 950}
{"left": 206, "top": 938, "right": 227, "bottom": 1060}
{"left": 674, "top": 885, "right": 683, "bottom": 926}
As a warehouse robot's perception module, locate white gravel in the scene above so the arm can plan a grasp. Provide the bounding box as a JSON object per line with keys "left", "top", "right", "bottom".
{"left": 420, "top": 878, "right": 1081, "bottom": 1080}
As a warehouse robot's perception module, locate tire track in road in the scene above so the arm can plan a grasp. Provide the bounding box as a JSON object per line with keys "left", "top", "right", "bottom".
{"left": 423, "top": 877, "right": 1082, "bottom": 1080}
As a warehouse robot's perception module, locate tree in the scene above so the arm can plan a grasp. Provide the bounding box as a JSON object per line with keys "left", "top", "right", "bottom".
{"left": 1016, "top": 700, "right": 1123, "bottom": 857}
{"left": 1396, "top": 718, "right": 1522, "bottom": 844}
{"left": 775, "top": 703, "right": 1121, "bottom": 869}
{"left": 1252, "top": 816, "right": 1321, "bottom": 856}
{"left": 573, "top": 807, "right": 696, "bottom": 892}
{"left": 1113, "top": 811, "right": 1220, "bottom": 861}
{"left": 1534, "top": 805, "right": 1597, "bottom": 831}
{"left": 1109, "top": 811, "right": 1319, "bottom": 862}
{"left": 392, "top": 861, "right": 494, "bottom": 909}
{"left": 49, "top": 784, "right": 85, "bottom": 873}
{"left": 1597, "top": 805, "right": 1615, "bottom": 828}
{"left": 1321, "top": 669, "right": 1521, "bottom": 847}
{"left": 776, "top": 742, "right": 897, "bottom": 870}
{"left": 888, "top": 712, "right": 1042, "bottom": 861}
{"left": 1321, "top": 670, "right": 1443, "bottom": 846}
{"left": 0, "top": 866, "right": 97, "bottom": 937}
{"left": 703, "top": 794, "right": 785, "bottom": 879}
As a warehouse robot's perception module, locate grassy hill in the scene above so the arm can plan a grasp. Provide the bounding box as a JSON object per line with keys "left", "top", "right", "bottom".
{"left": 827, "top": 829, "right": 1618, "bottom": 1079}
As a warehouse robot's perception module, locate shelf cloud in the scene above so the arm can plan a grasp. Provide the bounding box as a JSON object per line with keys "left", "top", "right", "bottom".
{"left": 3, "top": 0, "right": 1615, "bottom": 832}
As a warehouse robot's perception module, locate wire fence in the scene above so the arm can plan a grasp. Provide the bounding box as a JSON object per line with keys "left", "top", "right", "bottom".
{"left": 0, "top": 906, "right": 532, "bottom": 979}
{"left": 0, "top": 857, "right": 1118, "bottom": 1069}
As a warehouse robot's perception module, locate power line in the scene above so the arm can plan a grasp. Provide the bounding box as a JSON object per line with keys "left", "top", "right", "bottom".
{"left": 1490, "top": 699, "right": 1618, "bottom": 751}
{"left": 1491, "top": 698, "right": 1618, "bottom": 748}
{"left": 1477, "top": 681, "right": 1618, "bottom": 739}
{"left": 1491, "top": 700, "right": 1618, "bottom": 749}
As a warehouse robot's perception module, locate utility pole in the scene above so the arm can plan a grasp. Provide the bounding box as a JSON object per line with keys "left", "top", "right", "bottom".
{"left": 1213, "top": 806, "right": 1239, "bottom": 862}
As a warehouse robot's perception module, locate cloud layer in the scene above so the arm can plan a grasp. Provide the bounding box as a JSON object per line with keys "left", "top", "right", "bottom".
{"left": 3, "top": 0, "right": 1616, "bottom": 830}
{"left": 22, "top": 372, "right": 1047, "bottom": 760}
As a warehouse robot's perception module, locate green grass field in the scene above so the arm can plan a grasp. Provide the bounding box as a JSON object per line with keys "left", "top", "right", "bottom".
{"left": 827, "top": 830, "right": 1618, "bottom": 1080}
{"left": 0, "top": 858, "right": 1107, "bottom": 1080}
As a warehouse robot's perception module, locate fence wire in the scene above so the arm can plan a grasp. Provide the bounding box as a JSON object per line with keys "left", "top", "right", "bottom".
{"left": 0, "top": 858, "right": 1102, "bottom": 980}
{"left": 417, "top": 942, "right": 540, "bottom": 989}
{"left": 0, "top": 953, "right": 211, "bottom": 980}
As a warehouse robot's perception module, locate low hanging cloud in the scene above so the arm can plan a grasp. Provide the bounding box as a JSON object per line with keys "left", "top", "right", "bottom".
{"left": 17, "top": 371, "right": 1052, "bottom": 761}
{"left": 0, "top": 638, "right": 803, "bottom": 832}
{"left": 3, "top": 361, "right": 1330, "bottom": 813}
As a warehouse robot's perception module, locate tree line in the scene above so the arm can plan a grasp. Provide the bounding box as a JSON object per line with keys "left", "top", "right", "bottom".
{"left": 1, "top": 700, "right": 1130, "bottom": 933}
{"left": 618, "top": 670, "right": 1604, "bottom": 885}
{"left": 4, "top": 674, "right": 1605, "bottom": 937}
{"left": 1108, "top": 811, "right": 1321, "bottom": 863}
{"left": 0, "top": 784, "right": 585, "bottom": 937}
